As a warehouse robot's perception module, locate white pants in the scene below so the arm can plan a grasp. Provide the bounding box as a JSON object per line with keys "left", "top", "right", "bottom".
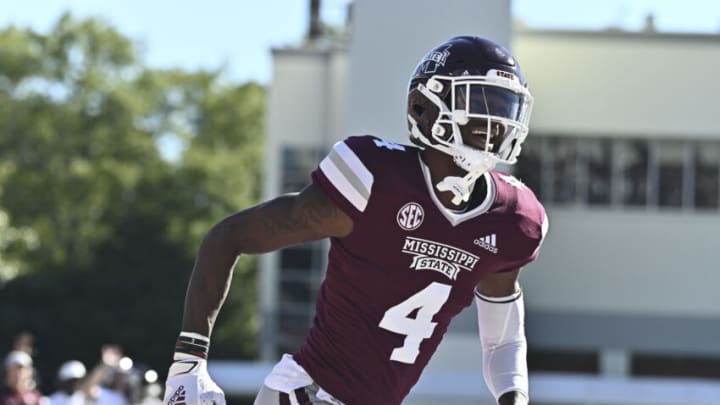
{"left": 253, "top": 383, "right": 337, "bottom": 405}
{"left": 254, "top": 354, "right": 344, "bottom": 405}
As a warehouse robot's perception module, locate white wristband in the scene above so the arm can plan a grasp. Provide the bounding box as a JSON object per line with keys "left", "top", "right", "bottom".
{"left": 175, "top": 331, "right": 210, "bottom": 360}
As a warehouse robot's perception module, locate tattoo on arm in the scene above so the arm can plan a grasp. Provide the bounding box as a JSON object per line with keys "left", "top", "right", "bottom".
{"left": 180, "top": 184, "right": 348, "bottom": 337}
{"left": 259, "top": 186, "right": 343, "bottom": 238}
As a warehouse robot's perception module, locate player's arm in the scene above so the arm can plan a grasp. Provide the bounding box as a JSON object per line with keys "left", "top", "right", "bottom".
{"left": 475, "top": 268, "right": 529, "bottom": 405}
{"left": 183, "top": 182, "right": 353, "bottom": 336}
{"left": 163, "top": 183, "right": 352, "bottom": 404}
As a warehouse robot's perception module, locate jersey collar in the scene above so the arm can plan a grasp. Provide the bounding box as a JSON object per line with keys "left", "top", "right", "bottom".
{"left": 417, "top": 154, "right": 496, "bottom": 227}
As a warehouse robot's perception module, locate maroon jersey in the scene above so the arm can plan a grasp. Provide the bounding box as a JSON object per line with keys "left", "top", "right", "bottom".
{"left": 293, "top": 135, "right": 547, "bottom": 405}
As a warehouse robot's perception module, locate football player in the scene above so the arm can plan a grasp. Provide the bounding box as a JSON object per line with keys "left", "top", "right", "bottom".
{"left": 163, "top": 36, "right": 548, "bottom": 405}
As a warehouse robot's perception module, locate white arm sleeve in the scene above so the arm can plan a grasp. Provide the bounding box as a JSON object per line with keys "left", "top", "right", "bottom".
{"left": 475, "top": 288, "right": 529, "bottom": 402}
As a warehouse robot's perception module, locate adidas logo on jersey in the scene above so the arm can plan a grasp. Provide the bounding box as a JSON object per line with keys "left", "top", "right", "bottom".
{"left": 168, "top": 385, "right": 186, "bottom": 405}
{"left": 473, "top": 234, "right": 498, "bottom": 254}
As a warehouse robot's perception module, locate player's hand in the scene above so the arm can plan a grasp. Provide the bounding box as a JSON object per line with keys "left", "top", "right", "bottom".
{"left": 163, "top": 356, "right": 225, "bottom": 405}
{"left": 101, "top": 344, "right": 123, "bottom": 366}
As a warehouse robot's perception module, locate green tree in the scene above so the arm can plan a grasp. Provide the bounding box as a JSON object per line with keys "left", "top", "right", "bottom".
{"left": 0, "top": 165, "right": 38, "bottom": 281}
{"left": 0, "top": 13, "right": 264, "bottom": 387}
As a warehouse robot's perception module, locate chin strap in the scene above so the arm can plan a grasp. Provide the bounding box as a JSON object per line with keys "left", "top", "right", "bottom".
{"left": 409, "top": 114, "right": 499, "bottom": 206}
{"left": 436, "top": 173, "right": 481, "bottom": 206}
{"left": 436, "top": 148, "right": 498, "bottom": 206}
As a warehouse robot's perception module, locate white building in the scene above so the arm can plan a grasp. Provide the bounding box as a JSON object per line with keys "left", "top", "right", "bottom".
{"left": 229, "top": 1, "right": 720, "bottom": 404}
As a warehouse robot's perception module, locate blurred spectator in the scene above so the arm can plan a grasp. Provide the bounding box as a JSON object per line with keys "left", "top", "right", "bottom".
{"left": 83, "top": 346, "right": 128, "bottom": 405}
{"left": 46, "top": 361, "right": 87, "bottom": 405}
{"left": 11, "top": 334, "right": 35, "bottom": 357}
{"left": 0, "top": 351, "right": 45, "bottom": 405}
{"left": 125, "top": 367, "right": 161, "bottom": 405}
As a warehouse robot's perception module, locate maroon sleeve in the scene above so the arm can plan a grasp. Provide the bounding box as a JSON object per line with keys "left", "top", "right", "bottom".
{"left": 311, "top": 168, "right": 363, "bottom": 221}
{"left": 498, "top": 186, "right": 549, "bottom": 272}
{"left": 310, "top": 136, "right": 381, "bottom": 221}
{"left": 525, "top": 191, "right": 549, "bottom": 263}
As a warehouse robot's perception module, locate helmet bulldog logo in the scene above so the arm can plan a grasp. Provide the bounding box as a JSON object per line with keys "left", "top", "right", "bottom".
{"left": 420, "top": 45, "right": 451, "bottom": 74}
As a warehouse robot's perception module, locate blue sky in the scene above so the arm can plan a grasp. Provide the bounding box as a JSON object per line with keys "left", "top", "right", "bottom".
{"left": 2, "top": 0, "right": 720, "bottom": 84}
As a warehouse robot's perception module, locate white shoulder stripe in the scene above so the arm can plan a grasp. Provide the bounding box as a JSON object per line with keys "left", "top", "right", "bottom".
{"left": 333, "top": 141, "right": 374, "bottom": 192}
{"left": 319, "top": 141, "right": 374, "bottom": 212}
{"left": 320, "top": 157, "right": 369, "bottom": 211}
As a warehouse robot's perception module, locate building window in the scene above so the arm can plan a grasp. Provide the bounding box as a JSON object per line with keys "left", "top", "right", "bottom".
{"left": 273, "top": 146, "right": 328, "bottom": 355}
{"left": 528, "top": 349, "right": 599, "bottom": 374}
{"left": 514, "top": 137, "right": 542, "bottom": 198}
{"left": 655, "top": 141, "right": 686, "bottom": 208}
{"left": 694, "top": 142, "right": 720, "bottom": 209}
{"left": 281, "top": 147, "right": 326, "bottom": 193}
{"left": 515, "top": 135, "right": 720, "bottom": 212}
{"left": 632, "top": 353, "right": 720, "bottom": 379}
{"left": 582, "top": 138, "right": 613, "bottom": 205}
{"left": 548, "top": 138, "right": 578, "bottom": 204}
{"left": 619, "top": 140, "right": 649, "bottom": 207}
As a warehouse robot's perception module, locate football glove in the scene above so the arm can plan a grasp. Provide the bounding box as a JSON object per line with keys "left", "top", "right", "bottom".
{"left": 163, "top": 356, "right": 225, "bottom": 405}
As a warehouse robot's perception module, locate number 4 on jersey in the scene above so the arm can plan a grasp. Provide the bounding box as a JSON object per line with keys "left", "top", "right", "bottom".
{"left": 378, "top": 282, "right": 452, "bottom": 364}
{"left": 373, "top": 139, "right": 405, "bottom": 151}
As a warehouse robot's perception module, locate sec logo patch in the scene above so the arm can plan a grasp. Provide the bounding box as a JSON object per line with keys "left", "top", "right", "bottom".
{"left": 397, "top": 202, "right": 424, "bottom": 231}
